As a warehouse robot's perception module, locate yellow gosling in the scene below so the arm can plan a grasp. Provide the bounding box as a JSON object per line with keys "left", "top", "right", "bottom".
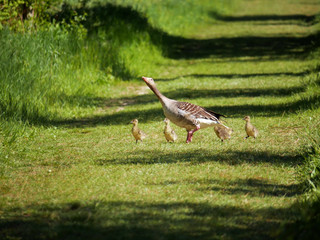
{"left": 130, "top": 119, "right": 146, "bottom": 143}
{"left": 164, "top": 118, "right": 178, "bottom": 142}
{"left": 243, "top": 116, "right": 258, "bottom": 139}
{"left": 214, "top": 125, "right": 233, "bottom": 142}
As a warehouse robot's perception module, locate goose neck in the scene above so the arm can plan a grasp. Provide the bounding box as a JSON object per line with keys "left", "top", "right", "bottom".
{"left": 148, "top": 84, "right": 168, "bottom": 103}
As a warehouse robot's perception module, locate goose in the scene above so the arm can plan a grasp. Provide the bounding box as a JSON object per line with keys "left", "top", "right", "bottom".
{"left": 243, "top": 116, "right": 258, "bottom": 139}
{"left": 164, "top": 118, "right": 178, "bottom": 143}
{"left": 142, "top": 76, "right": 229, "bottom": 143}
{"left": 214, "top": 125, "right": 233, "bottom": 142}
{"left": 130, "top": 119, "right": 146, "bottom": 143}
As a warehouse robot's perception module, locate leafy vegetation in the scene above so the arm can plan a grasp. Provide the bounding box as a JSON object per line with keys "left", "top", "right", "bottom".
{"left": 1, "top": 0, "right": 320, "bottom": 239}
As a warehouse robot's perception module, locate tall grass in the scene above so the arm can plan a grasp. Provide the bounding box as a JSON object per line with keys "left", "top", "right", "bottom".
{"left": 299, "top": 105, "right": 320, "bottom": 195}
{"left": 0, "top": 24, "right": 116, "bottom": 155}
{"left": 0, "top": 27, "right": 92, "bottom": 123}
{"left": 298, "top": 46, "right": 320, "bottom": 193}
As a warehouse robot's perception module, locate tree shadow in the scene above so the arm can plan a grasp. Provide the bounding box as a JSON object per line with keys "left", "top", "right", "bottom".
{"left": 92, "top": 84, "right": 304, "bottom": 109}
{"left": 209, "top": 94, "right": 320, "bottom": 117}
{"left": 156, "top": 71, "right": 308, "bottom": 81}
{"left": 0, "top": 200, "right": 299, "bottom": 240}
{"left": 95, "top": 149, "right": 302, "bottom": 167}
{"left": 201, "top": 178, "right": 300, "bottom": 197}
{"left": 210, "top": 11, "right": 318, "bottom": 26}
{"left": 164, "top": 86, "right": 304, "bottom": 99}
{"left": 154, "top": 178, "right": 300, "bottom": 198}
{"left": 165, "top": 33, "right": 320, "bottom": 60}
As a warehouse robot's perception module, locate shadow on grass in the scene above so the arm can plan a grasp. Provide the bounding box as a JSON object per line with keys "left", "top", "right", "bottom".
{"left": 155, "top": 178, "right": 300, "bottom": 198}
{"left": 73, "top": 84, "right": 304, "bottom": 109}
{"left": 156, "top": 70, "right": 308, "bottom": 81}
{"left": 204, "top": 178, "right": 300, "bottom": 197}
{"left": 95, "top": 149, "right": 302, "bottom": 167}
{"left": 165, "top": 33, "right": 320, "bottom": 60}
{"left": 0, "top": 200, "right": 299, "bottom": 240}
{"left": 210, "top": 11, "right": 318, "bottom": 25}
{"left": 209, "top": 93, "right": 320, "bottom": 117}
{"left": 159, "top": 86, "right": 304, "bottom": 99}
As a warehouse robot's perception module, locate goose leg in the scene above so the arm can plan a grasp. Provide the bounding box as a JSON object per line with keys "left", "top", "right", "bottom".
{"left": 186, "top": 126, "right": 200, "bottom": 143}
{"left": 186, "top": 131, "right": 192, "bottom": 143}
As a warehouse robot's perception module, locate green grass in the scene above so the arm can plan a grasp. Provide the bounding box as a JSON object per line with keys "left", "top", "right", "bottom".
{"left": 1, "top": 0, "right": 320, "bottom": 239}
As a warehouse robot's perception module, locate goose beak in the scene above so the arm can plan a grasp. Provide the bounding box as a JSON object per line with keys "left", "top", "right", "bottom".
{"left": 142, "top": 76, "right": 147, "bottom": 82}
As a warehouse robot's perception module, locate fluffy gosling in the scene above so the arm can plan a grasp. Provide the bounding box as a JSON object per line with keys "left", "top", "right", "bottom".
{"left": 243, "top": 116, "right": 258, "bottom": 139}
{"left": 164, "top": 118, "right": 178, "bottom": 142}
{"left": 130, "top": 119, "right": 146, "bottom": 143}
{"left": 214, "top": 125, "right": 233, "bottom": 142}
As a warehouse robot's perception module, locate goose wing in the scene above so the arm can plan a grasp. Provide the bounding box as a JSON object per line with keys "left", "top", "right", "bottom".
{"left": 176, "top": 101, "right": 225, "bottom": 122}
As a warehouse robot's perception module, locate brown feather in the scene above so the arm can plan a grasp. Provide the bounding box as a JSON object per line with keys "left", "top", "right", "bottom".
{"left": 176, "top": 102, "right": 224, "bottom": 121}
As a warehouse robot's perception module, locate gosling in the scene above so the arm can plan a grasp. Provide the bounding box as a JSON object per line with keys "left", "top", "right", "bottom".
{"left": 243, "top": 116, "right": 258, "bottom": 139}
{"left": 130, "top": 119, "right": 146, "bottom": 143}
{"left": 214, "top": 125, "right": 233, "bottom": 142}
{"left": 164, "top": 118, "right": 178, "bottom": 143}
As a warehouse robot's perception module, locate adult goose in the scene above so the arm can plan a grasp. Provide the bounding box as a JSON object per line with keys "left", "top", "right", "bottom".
{"left": 142, "top": 76, "right": 229, "bottom": 143}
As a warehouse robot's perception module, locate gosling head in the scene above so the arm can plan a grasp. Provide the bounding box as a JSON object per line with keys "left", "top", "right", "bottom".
{"left": 130, "top": 119, "right": 139, "bottom": 125}
{"left": 227, "top": 128, "right": 234, "bottom": 135}
{"left": 164, "top": 118, "right": 170, "bottom": 125}
{"left": 243, "top": 116, "right": 251, "bottom": 122}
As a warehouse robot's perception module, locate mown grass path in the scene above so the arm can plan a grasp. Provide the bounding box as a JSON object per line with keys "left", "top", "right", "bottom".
{"left": 1, "top": 1, "right": 319, "bottom": 239}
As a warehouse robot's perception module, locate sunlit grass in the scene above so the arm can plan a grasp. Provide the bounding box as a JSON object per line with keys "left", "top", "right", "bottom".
{"left": 1, "top": 0, "right": 320, "bottom": 239}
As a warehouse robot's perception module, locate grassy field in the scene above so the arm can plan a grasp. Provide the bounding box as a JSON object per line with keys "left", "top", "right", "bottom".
{"left": 1, "top": 0, "right": 320, "bottom": 239}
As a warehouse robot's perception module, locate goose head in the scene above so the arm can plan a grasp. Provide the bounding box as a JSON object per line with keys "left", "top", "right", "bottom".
{"left": 142, "top": 76, "right": 155, "bottom": 87}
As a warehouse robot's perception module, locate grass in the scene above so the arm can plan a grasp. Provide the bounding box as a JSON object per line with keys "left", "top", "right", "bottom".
{"left": 1, "top": 0, "right": 320, "bottom": 239}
